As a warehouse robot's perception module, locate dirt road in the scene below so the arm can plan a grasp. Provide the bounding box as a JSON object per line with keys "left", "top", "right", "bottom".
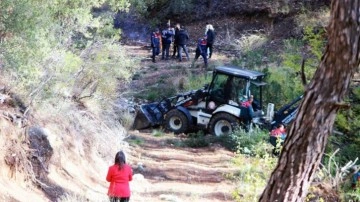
{"left": 123, "top": 44, "right": 240, "bottom": 202}
{"left": 127, "top": 130, "right": 238, "bottom": 202}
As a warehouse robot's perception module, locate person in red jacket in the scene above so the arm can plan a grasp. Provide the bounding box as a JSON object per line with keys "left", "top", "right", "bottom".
{"left": 106, "top": 151, "right": 133, "bottom": 202}
{"left": 269, "top": 123, "right": 286, "bottom": 156}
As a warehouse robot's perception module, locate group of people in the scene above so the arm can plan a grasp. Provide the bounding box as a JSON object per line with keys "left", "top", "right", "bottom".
{"left": 150, "top": 22, "right": 190, "bottom": 63}
{"left": 150, "top": 21, "right": 216, "bottom": 68}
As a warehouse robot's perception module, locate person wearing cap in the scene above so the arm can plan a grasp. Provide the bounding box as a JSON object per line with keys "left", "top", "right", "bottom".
{"left": 151, "top": 28, "right": 162, "bottom": 63}
{"left": 192, "top": 35, "right": 208, "bottom": 68}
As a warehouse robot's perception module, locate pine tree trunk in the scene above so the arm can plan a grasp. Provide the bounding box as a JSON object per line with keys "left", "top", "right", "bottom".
{"left": 259, "top": 1, "right": 360, "bottom": 201}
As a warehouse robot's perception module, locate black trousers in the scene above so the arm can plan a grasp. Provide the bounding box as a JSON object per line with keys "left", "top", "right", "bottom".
{"left": 172, "top": 43, "right": 178, "bottom": 57}
{"left": 162, "top": 43, "right": 171, "bottom": 59}
{"left": 206, "top": 43, "right": 213, "bottom": 58}
{"left": 109, "top": 197, "right": 130, "bottom": 202}
{"left": 194, "top": 50, "right": 208, "bottom": 66}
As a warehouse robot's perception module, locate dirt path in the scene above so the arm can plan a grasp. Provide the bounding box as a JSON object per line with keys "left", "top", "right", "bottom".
{"left": 124, "top": 44, "right": 240, "bottom": 202}
{"left": 127, "top": 131, "right": 238, "bottom": 202}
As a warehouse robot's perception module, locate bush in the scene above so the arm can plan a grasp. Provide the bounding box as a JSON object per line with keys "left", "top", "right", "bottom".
{"left": 225, "top": 127, "right": 272, "bottom": 157}
{"left": 141, "top": 85, "right": 177, "bottom": 101}
{"left": 182, "top": 131, "right": 210, "bottom": 148}
{"left": 151, "top": 129, "right": 165, "bottom": 137}
{"left": 184, "top": 73, "right": 212, "bottom": 91}
{"left": 229, "top": 153, "right": 277, "bottom": 202}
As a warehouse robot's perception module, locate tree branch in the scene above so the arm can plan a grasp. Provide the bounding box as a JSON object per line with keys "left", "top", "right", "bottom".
{"left": 301, "top": 58, "right": 307, "bottom": 86}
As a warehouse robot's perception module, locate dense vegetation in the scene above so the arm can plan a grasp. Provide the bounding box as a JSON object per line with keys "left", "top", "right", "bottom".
{"left": 124, "top": 2, "right": 360, "bottom": 200}
{"left": 1, "top": 0, "right": 359, "bottom": 201}
{"left": 1, "top": 0, "right": 135, "bottom": 103}
{"left": 1, "top": 0, "right": 136, "bottom": 200}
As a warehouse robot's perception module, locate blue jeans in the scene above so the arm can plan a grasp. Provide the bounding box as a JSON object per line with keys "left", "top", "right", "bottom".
{"left": 177, "top": 44, "right": 189, "bottom": 61}
{"left": 152, "top": 46, "right": 160, "bottom": 61}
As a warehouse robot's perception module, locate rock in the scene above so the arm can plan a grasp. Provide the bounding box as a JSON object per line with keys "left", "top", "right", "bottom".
{"left": 133, "top": 173, "right": 145, "bottom": 181}
{"left": 159, "top": 194, "right": 181, "bottom": 202}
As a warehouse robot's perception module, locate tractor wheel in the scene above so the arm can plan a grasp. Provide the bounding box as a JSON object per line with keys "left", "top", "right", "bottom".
{"left": 164, "top": 109, "right": 189, "bottom": 134}
{"left": 209, "top": 113, "right": 240, "bottom": 136}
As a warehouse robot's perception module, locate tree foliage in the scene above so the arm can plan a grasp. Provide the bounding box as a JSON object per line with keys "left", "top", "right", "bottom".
{"left": 260, "top": 0, "right": 360, "bottom": 201}
{"left": 0, "top": 0, "right": 134, "bottom": 107}
{"left": 127, "top": 0, "right": 194, "bottom": 25}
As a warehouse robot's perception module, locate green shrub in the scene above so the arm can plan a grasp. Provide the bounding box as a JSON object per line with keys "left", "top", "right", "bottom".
{"left": 230, "top": 154, "right": 277, "bottom": 202}
{"left": 151, "top": 129, "right": 165, "bottom": 137}
{"left": 128, "top": 136, "right": 144, "bottom": 146}
{"left": 234, "top": 49, "right": 265, "bottom": 69}
{"left": 303, "top": 25, "right": 326, "bottom": 61}
{"left": 165, "top": 138, "right": 184, "bottom": 147}
{"left": 182, "top": 131, "right": 210, "bottom": 148}
{"left": 329, "top": 86, "right": 360, "bottom": 165}
{"left": 184, "top": 73, "right": 212, "bottom": 91}
{"left": 263, "top": 65, "right": 304, "bottom": 107}
{"left": 335, "top": 113, "right": 350, "bottom": 132}
{"left": 226, "top": 128, "right": 271, "bottom": 157}
{"left": 141, "top": 85, "right": 177, "bottom": 101}
{"left": 342, "top": 187, "right": 360, "bottom": 202}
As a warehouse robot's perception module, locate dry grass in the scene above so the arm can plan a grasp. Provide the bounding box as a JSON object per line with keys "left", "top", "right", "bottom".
{"left": 296, "top": 8, "right": 330, "bottom": 29}
{"left": 0, "top": 92, "right": 130, "bottom": 201}
{"left": 0, "top": 116, "right": 50, "bottom": 201}
{"left": 35, "top": 99, "right": 129, "bottom": 199}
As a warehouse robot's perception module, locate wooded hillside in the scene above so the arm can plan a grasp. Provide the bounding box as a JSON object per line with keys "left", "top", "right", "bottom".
{"left": 0, "top": 0, "right": 359, "bottom": 201}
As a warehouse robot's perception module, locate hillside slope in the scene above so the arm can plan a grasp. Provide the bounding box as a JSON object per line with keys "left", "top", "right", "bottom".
{"left": 0, "top": 40, "right": 244, "bottom": 202}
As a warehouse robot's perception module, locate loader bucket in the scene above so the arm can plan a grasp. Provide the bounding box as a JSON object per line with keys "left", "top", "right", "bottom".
{"left": 132, "top": 102, "right": 169, "bottom": 130}
{"left": 132, "top": 109, "right": 151, "bottom": 130}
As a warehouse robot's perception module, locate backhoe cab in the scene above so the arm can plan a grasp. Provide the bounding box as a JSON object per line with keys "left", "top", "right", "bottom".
{"left": 133, "top": 66, "right": 274, "bottom": 136}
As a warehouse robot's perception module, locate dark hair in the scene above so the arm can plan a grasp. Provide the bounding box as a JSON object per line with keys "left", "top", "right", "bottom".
{"left": 114, "top": 151, "right": 126, "bottom": 170}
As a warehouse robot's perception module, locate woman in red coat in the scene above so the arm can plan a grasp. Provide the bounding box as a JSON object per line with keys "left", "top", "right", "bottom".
{"left": 106, "top": 151, "right": 133, "bottom": 202}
